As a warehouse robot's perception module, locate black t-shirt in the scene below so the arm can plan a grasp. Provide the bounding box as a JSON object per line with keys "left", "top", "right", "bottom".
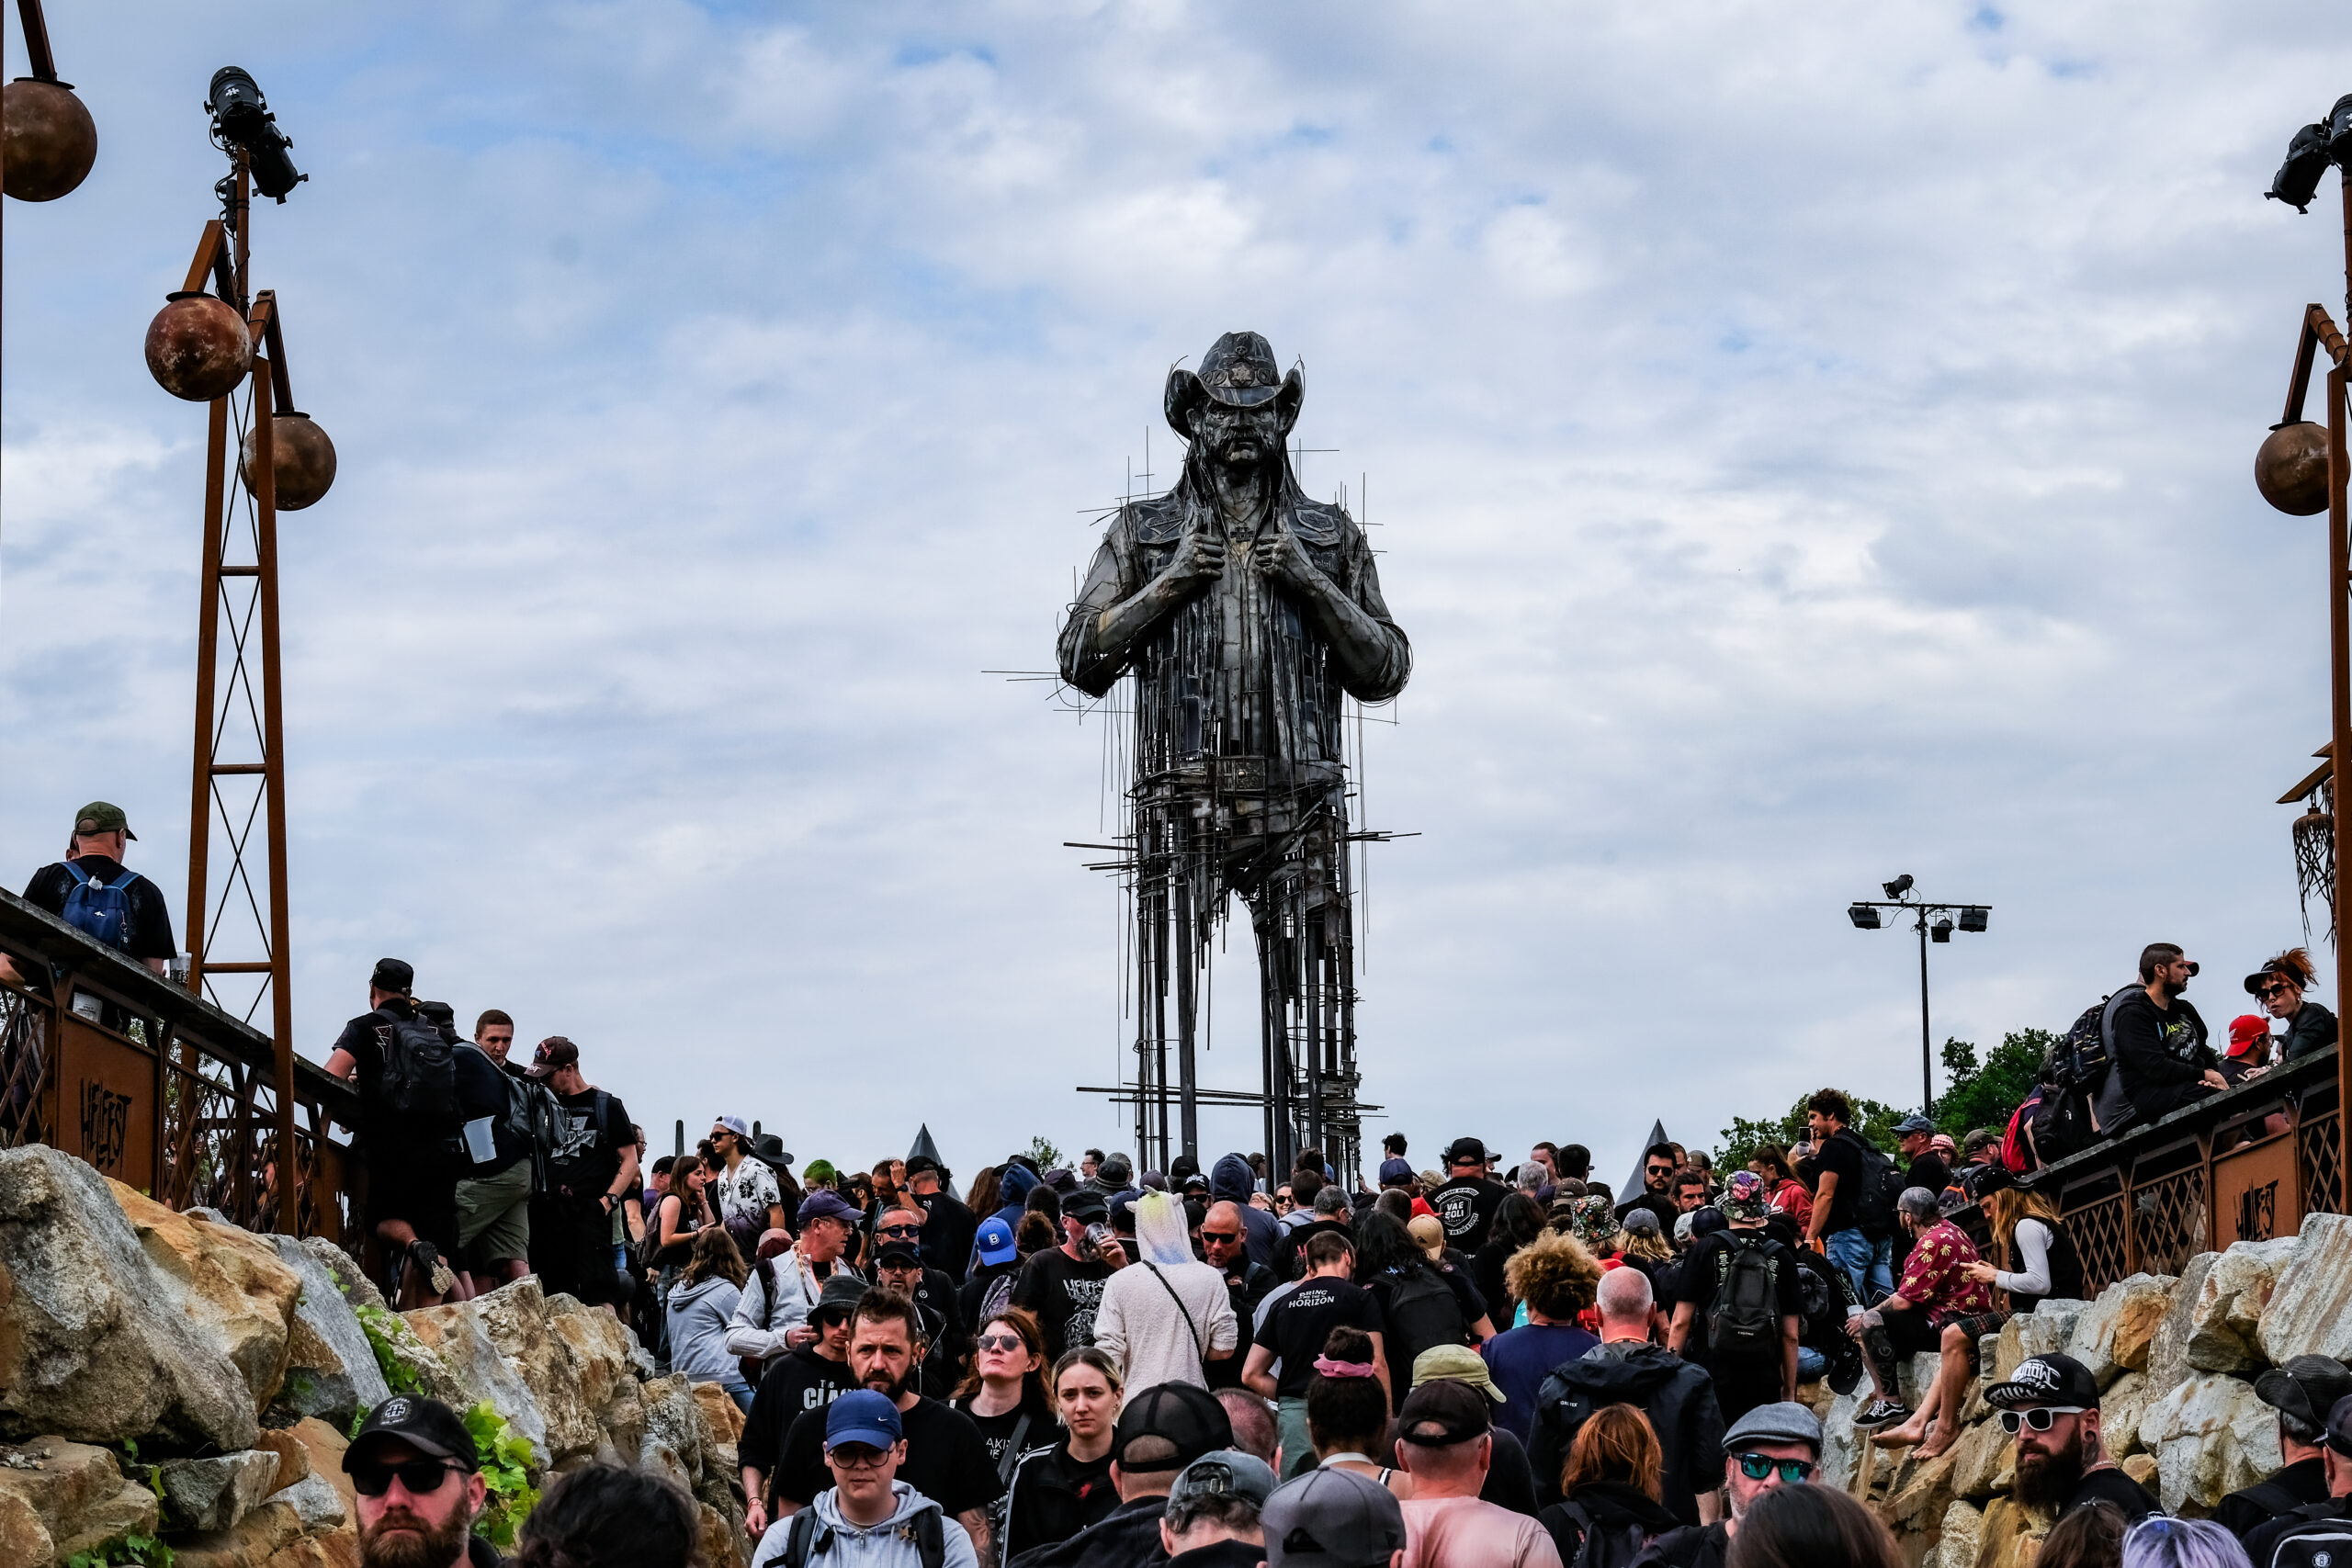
{"left": 1252, "top": 1275, "right": 1385, "bottom": 1398}
{"left": 1615, "top": 1191, "right": 1679, "bottom": 1235}
{"left": 547, "top": 1086, "right": 633, "bottom": 1200}
{"left": 1428, "top": 1176, "right": 1509, "bottom": 1249}
{"left": 330, "top": 1001, "right": 435, "bottom": 1150}
{"left": 774, "top": 1395, "right": 1003, "bottom": 1513}
{"left": 2213, "top": 1456, "right": 2327, "bottom": 1542}
{"left": 952, "top": 1386, "right": 1056, "bottom": 1473}
{"left": 1812, "top": 1131, "right": 1863, "bottom": 1235}
{"left": 2065, "top": 1464, "right": 2160, "bottom": 1524}
{"left": 453, "top": 1043, "right": 529, "bottom": 1174}
{"left": 916, "top": 1190, "right": 978, "bottom": 1285}
{"left": 1673, "top": 1231, "right": 1801, "bottom": 1362}
{"left": 740, "top": 1349, "right": 861, "bottom": 1481}
{"left": 1012, "top": 1248, "right": 1114, "bottom": 1360}
{"left": 24, "top": 856, "right": 175, "bottom": 961}
{"left": 1905, "top": 1152, "right": 1951, "bottom": 1202}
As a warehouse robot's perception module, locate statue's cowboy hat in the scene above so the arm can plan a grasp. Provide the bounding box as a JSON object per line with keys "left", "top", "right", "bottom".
{"left": 1165, "top": 331, "right": 1304, "bottom": 441}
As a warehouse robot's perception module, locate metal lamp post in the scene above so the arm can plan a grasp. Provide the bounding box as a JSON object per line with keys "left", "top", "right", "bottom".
{"left": 1846, "top": 875, "right": 1991, "bottom": 1118}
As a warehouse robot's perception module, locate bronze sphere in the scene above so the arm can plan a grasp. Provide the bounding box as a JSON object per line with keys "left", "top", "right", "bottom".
{"left": 240, "top": 412, "right": 336, "bottom": 511}
{"left": 144, "top": 292, "right": 252, "bottom": 402}
{"left": 2, "top": 78, "right": 96, "bottom": 202}
{"left": 2256, "top": 421, "right": 2332, "bottom": 517}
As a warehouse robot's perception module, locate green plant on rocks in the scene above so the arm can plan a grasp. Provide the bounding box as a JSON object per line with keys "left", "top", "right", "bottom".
{"left": 465, "top": 1401, "right": 538, "bottom": 1548}
{"left": 64, "top": 1533, "right": 174, "bottom": 1568}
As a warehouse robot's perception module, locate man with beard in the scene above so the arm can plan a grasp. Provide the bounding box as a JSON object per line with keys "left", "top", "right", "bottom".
{"left": 343, "top": 1396, "right": 500, "bottom": 1568}
{"left": 1984, "top": 1354, "right": 2157, "bottom": 1522}
{"left": 1631, "top": 1404, "right": 1822, "bottom": 1568}
{"left": 2244, "top": 1388, "right": 2352, "bottom": 1565}
{"left": 770, "top": 1289, "right": 1001, "bottom": 1564}
{"left": 741, "top": 1275, "right": 866, "bottom": 1540}
{"left": 2092, "top": 943, "right": 2223, "bottom": 1134}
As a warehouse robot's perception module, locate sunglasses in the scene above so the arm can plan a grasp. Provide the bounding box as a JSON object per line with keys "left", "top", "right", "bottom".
{"left": 1646, "top": 1164, "right": 1673, "bottom": 1176}
{"left": 350, "top": 1460, "right": 463, "bottom": 1497}
{"left": 1998, "top": 1406, "right": 2086, "bottom": 1434}
{"left": 1734, "top": 1453, "right": 1815, "bottom": 1483}
{"left": 976, "top": 1333, "right": 1028, "bottom": 1353}
{"left": 1201, "top": 1229, "right": 1243, "bottom": 1243}
{"left": 2259, "top": 983, "right": 2295, "bottom": 998}
{"left": 877, "top": 1224, "right": 922, "bottom": 1239}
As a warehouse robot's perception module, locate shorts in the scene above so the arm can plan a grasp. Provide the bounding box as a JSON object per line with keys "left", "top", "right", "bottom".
{"left": 365, "top": 1141, "right": 458, "bottom": 1255}
{"left": 455, "top": 1159, "right": 532, "bottom": 1269}
{"left": 1939, "top": 1310, "right": 2010, "bottom": 1371}
{"left": 1275, "top": 1398, "right": 1316, "bottom": 1482}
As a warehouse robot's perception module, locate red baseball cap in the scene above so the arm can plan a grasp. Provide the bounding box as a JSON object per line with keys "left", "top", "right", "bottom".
{"left": 2228, "top": 1015, "right": 2270, "bottom": 1057}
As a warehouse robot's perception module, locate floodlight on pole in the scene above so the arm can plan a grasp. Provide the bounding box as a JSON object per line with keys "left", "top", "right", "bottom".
{"left": 1845, "top": 877, "right": 1992, "bottom": 1117}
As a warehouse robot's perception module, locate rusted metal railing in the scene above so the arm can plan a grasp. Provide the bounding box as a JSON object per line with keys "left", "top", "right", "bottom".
{"left": 0, "top": 887, "right": 356, "bottom": 1241}
{"left": 2036, "top": 1046, "right": 2341, "bottom": 1293}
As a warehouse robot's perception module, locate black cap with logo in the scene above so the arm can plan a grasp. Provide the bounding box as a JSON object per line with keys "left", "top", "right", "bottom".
{"left": 345, "top": 1395, "right": 477, "bottom": 1471}
{"left": 1984, "top": 1353, "right": 2100, "bottom": 1411}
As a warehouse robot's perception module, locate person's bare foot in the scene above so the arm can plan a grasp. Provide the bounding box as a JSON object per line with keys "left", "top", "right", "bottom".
{"left": 1871, "top": 1421, "right": 1927, "bottom": 1448}
{"left": 1914, "top": 1432, "right": 1957, "bottom": 1461}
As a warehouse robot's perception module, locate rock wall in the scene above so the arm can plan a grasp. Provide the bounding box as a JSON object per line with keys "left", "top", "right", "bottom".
{"left": 1838, "top": 1219, "right": 2335, "bottom": 1568}
{"left": 0, "top": 1145, "right": 752, "bottom": 1568}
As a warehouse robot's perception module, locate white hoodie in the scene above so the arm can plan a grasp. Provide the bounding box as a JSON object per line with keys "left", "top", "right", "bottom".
{"left": 750, "top": 1481, "right": 978, "bottom": 1568}
{"left": 1091, "top": 1190, "right": 1238, "bottom": 1392}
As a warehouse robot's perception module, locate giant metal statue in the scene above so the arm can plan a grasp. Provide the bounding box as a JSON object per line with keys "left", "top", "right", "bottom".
{"left": 1058, "top": 332, "right": 1410, "bottom": 1179}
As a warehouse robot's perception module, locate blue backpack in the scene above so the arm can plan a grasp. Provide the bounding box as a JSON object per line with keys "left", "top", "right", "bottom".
{"left": 60, "top": 861, "right": 142, "bottom": 950}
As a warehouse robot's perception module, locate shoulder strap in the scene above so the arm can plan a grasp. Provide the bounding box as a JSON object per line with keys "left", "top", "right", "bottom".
{"left": 59, "top": 861, "right": 90, "bottom": 887}
{"left": 782, "top": 1507, "right": 817, "bottom": 1567}
{"left": 915, "top": 1504, "right": 944, "bottom": 1568}
{"left": 757, "top": 1257, "right": 780, "bottom": 1330}
{"left": 996, "top": 1413, "right": 1034, "bottom": 1485}
{"left": 1142, "top": 1263, "right": 1205, "bottom": 1359}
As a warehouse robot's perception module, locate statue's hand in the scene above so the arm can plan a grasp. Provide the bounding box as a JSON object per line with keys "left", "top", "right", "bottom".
{"left": 1258, "top": 516, "right": 1320, "bottom": 592}
{"left": 1163, "top": 525, "right": 1227, "bottom": 587}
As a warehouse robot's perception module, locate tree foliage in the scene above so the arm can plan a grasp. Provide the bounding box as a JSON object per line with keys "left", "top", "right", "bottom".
{"left": 1715, "top": 1092, "right": 1905, "bottom": 1173}
{"left": 1023, "top": 1135, "right": 1066, "bottom": 1171}
{"left": 1935, "top": 1031, "right": 2052, "bottom": 1143}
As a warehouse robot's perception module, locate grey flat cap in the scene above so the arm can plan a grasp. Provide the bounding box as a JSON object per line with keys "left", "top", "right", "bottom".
{"left": 1723, "top": 1401, "right": 1824, "bottom": 1453}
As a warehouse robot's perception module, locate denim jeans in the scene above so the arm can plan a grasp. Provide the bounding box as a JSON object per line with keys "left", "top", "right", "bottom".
{"left": 1796, "top": 1346, "right": 1826, "bottom": 1382}
{"left": 1826, "top": 1227, "right": 1894, "bottom": 1307}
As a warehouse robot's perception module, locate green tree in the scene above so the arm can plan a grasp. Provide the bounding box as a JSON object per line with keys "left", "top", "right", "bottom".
{"left": 1715, "top": 1091, "right": 1904, "bottom": 1172}
{"left": 1024, "top": 1135, "right": 1066, "bottom": 1171}
{"left": 1933, "top": 1031, "right": 2052, "bottom": 1143}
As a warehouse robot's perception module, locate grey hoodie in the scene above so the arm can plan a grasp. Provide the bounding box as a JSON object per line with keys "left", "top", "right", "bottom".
{"left": 750, "top": 1481, "right": 978, "bottom": 1568}
{"left": 666, "top": 1275, "right": 744, "bottom": 1388}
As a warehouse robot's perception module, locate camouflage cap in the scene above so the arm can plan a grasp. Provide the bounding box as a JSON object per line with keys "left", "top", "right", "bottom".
{"left": 73, "top": 801, "right": 135, "bottom": 840}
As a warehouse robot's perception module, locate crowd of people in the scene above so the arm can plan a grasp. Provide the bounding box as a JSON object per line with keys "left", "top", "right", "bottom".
{"left": 19, "top": 807, "right": 2352, "bottom": 1568}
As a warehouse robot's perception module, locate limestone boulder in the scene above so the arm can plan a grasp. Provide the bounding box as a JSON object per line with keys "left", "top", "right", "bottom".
{"left": 161, "top": 1450, "right": 282, "bottom": 1532}
{"left": 299, "top": 1235, "right": 384, "bottom": 1313}
{"left": 360, "top": 1305, "right": 470, "bottom": 1412}
{"left": 2067, "top": 1273, "right": 2177, "bottom": 1389}
{"left": 639, "top": 1375, "right": 705, "bottom": 1490}
{"left": 547, "top": 1291, "right": 637, "bottom": 1427}
{"left": 1898, "top": 1352, "right": 1941, "bottom": 1411}
{"left": 286, "top": 1417, "right": 356, "bottom": 1522}
{"left": 2137, "top": 1373, "right": 2282, "bottom": 1514}
{"left": 0, "top": 1434, "right": 161, "bottom": 1560}
{"left": 2259, "top": 1212, "right": 2352, "bottom": 1365}
{"left": 266, "top": 1531, "right": 362, "bottom": 1568}
{"left": 253, "top": 1428, "right": 312, "bottom": 1493}
{"left": 404, "top": 1295, "right": 549, "bottom": 1463}
{"left": 698, "top": 1498, "right": 746, "bottom": 1568}
{"left": 2124, "top": 1453, "right": 2159, "bottom": 1489}
{"left": 0, "top": 1490, "right": 51, "bottom": 1568}
{"left": 171, "top": 1498, "right": 302, "bottom": 1568}
{"left": 2100, "top": 1371, "right": 2157, "bottom": 1460}
{"left": 2146, "top": 1253, "right": 2222, "bottom": 1395}
{"left": 0, "top": 1144, "right": 260, "bottom": 1450}
{"left": 276, "top": 1469, "right": 347, "bottom": 1531}
{"left": 1974, "top": 1495, "right": 2052, "bottom": 1568}
{"left": 263, "top": 1234, "right": 390, "bottom": 1428}
{"left": 2186, "top": 1237, "right": 2299, "bottom": 1373}
{"left": 597, "top": 1376, "right": 649, "bottom": 1468}
{"left": 472, "top": 1277, "right": 606, "bottom": 1461}
{"left": 112, "top": 1183, "right": 302, "bottom": 1414}
{"left": 1939, "top": 1500, "right": 1983, "bottom": 1568}
{"left": 1949, "top": 1417, "right": 2011, "bottom": 1502}
{"left": 693, "top": 1381, "right": 747, "bottom": 1448}
{"left": 1990, "top": 1302, "right": 2086, "bottom": 1385}
{"left": 1818, "top": 1386, "right": 1866, "bottom": 1493}
{"left": 1884, "top": 1443, "right": 1963, "bottom": 1536}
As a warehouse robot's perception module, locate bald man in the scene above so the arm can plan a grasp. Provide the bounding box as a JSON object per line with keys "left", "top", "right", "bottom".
{"left": 1202, "top": 1201, "right": 1278, "bottom": 1392}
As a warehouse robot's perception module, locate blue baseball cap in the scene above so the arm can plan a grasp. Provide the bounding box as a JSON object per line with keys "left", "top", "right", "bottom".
{"left": 825, "top": 1390, "right": 903, "bottom": 1451}
{"left": 1377, "top": 1157, "right": 1413, "bottom": 1186}
{"left": 976, "top": 1216, "right": 1017, "bottom": 1266}
{"left": 798, "top": 1190, "right": 862, "bottom": 1228}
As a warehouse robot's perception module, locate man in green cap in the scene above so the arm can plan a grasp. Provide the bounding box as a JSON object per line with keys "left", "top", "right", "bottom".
{"left": 15, "top": 802, "right": 175, "bottom": 976}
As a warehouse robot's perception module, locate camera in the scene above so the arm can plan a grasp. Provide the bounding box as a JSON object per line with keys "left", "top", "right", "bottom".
{"left": 207, "top": 67, "right": 305, "bottom": 202}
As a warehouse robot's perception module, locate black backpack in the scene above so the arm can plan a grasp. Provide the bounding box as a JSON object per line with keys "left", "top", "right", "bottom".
{"left": 1544, "top": 1499, "right": 1656, "bottom": 1568}
{"left": 1836, "top": 1129, "right": 1904, "bottom": 1241}
{"left": 777, "top": 1498, "right": 945, "bottom": 1568}
{"left": 2258, "top": 1506, "right": 2352, "bottom": 1568}
{"left": 373, "top": 1008, "right": 459, "bottom": 1129}
{"left": 2052, "top": 989, "right": 2136, "bottom": 1095}
{"left": 1706, "top": 1236, "right": 1781, "bottom": 1356}
{"left": 1384, "top": 1267, "right": 1468, "bottom": 1370}
{"left": 455, "top": 1043, "right": 565, "bottom": 1190}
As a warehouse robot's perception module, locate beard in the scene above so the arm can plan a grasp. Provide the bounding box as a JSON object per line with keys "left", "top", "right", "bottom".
{"left": 360, "top": 1506, "right": 470, "bottom": 1568}
{"left": 2012, "top": 1431, "right": 2086, "bottom": 1509}
{"left": 860, "top": 1364, "right": 913, "bottom": 1402}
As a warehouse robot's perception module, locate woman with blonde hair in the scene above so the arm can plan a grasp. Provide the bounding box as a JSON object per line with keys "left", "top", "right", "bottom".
{"left": 1091, "top": 1189, "right": 1238, "bottom": 1390}
{"left": 1001, "top": 1347, "right": 1125, "bottom": 1561}
{"left": 1539, "top": 1402, "right": 1679, "bottom": 1565}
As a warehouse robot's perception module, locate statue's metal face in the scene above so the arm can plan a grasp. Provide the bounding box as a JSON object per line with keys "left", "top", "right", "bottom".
{"left": 1185, "top": 400, "right": 1288, "bottom": 468}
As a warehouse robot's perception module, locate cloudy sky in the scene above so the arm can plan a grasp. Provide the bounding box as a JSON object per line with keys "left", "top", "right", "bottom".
{"left": 3, "top": 2, "right": 2347, "bottom": 1191}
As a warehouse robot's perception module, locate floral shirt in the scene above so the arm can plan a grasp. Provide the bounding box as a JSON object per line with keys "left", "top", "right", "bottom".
{"left": 713, "top": 1157, "right": 781, "bottom": 1228}
{"left": 1894, "top": 1219, "right": 1996, "bottom": 1324}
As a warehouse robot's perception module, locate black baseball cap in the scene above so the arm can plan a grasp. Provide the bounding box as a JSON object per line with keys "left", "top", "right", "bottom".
{"left": 525, "top": 1036, "right": 579, "bottom": 1079}
{"left": 345, "top": 1395, "right": 476, "bottom": 1471}
{"left": 1112, "top": 1382, "right": 1233, "bottom": 1472}
{"left": 1984, "top": 1353, "right": 2100, "bottom": 1411}
{"left": 369, "top": 957, "right": 414, "bottom": 996}
{"left": 1443, "top": 1136, "right": 1487, "bottom": 1167}
{"left": 2257, "top": 1357, "right": 2352, "bottom": 1442}
{"left": 876, "top": 1241, "right": 923, "bottom": 1269}
{"left": 905, "top": 1154, "right": 940, "bottom": 1178}
{"left": 1396, "top": 1379, "right": 1491, "bottom": 1446}
{"left": 1063, "top": 1189, "right": 1109, "bottom": 1224}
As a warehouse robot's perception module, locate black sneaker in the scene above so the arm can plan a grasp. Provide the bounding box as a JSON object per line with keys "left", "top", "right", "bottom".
{"left": 1853, "top": 1397, "right": 1911, "bottom": 1428}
